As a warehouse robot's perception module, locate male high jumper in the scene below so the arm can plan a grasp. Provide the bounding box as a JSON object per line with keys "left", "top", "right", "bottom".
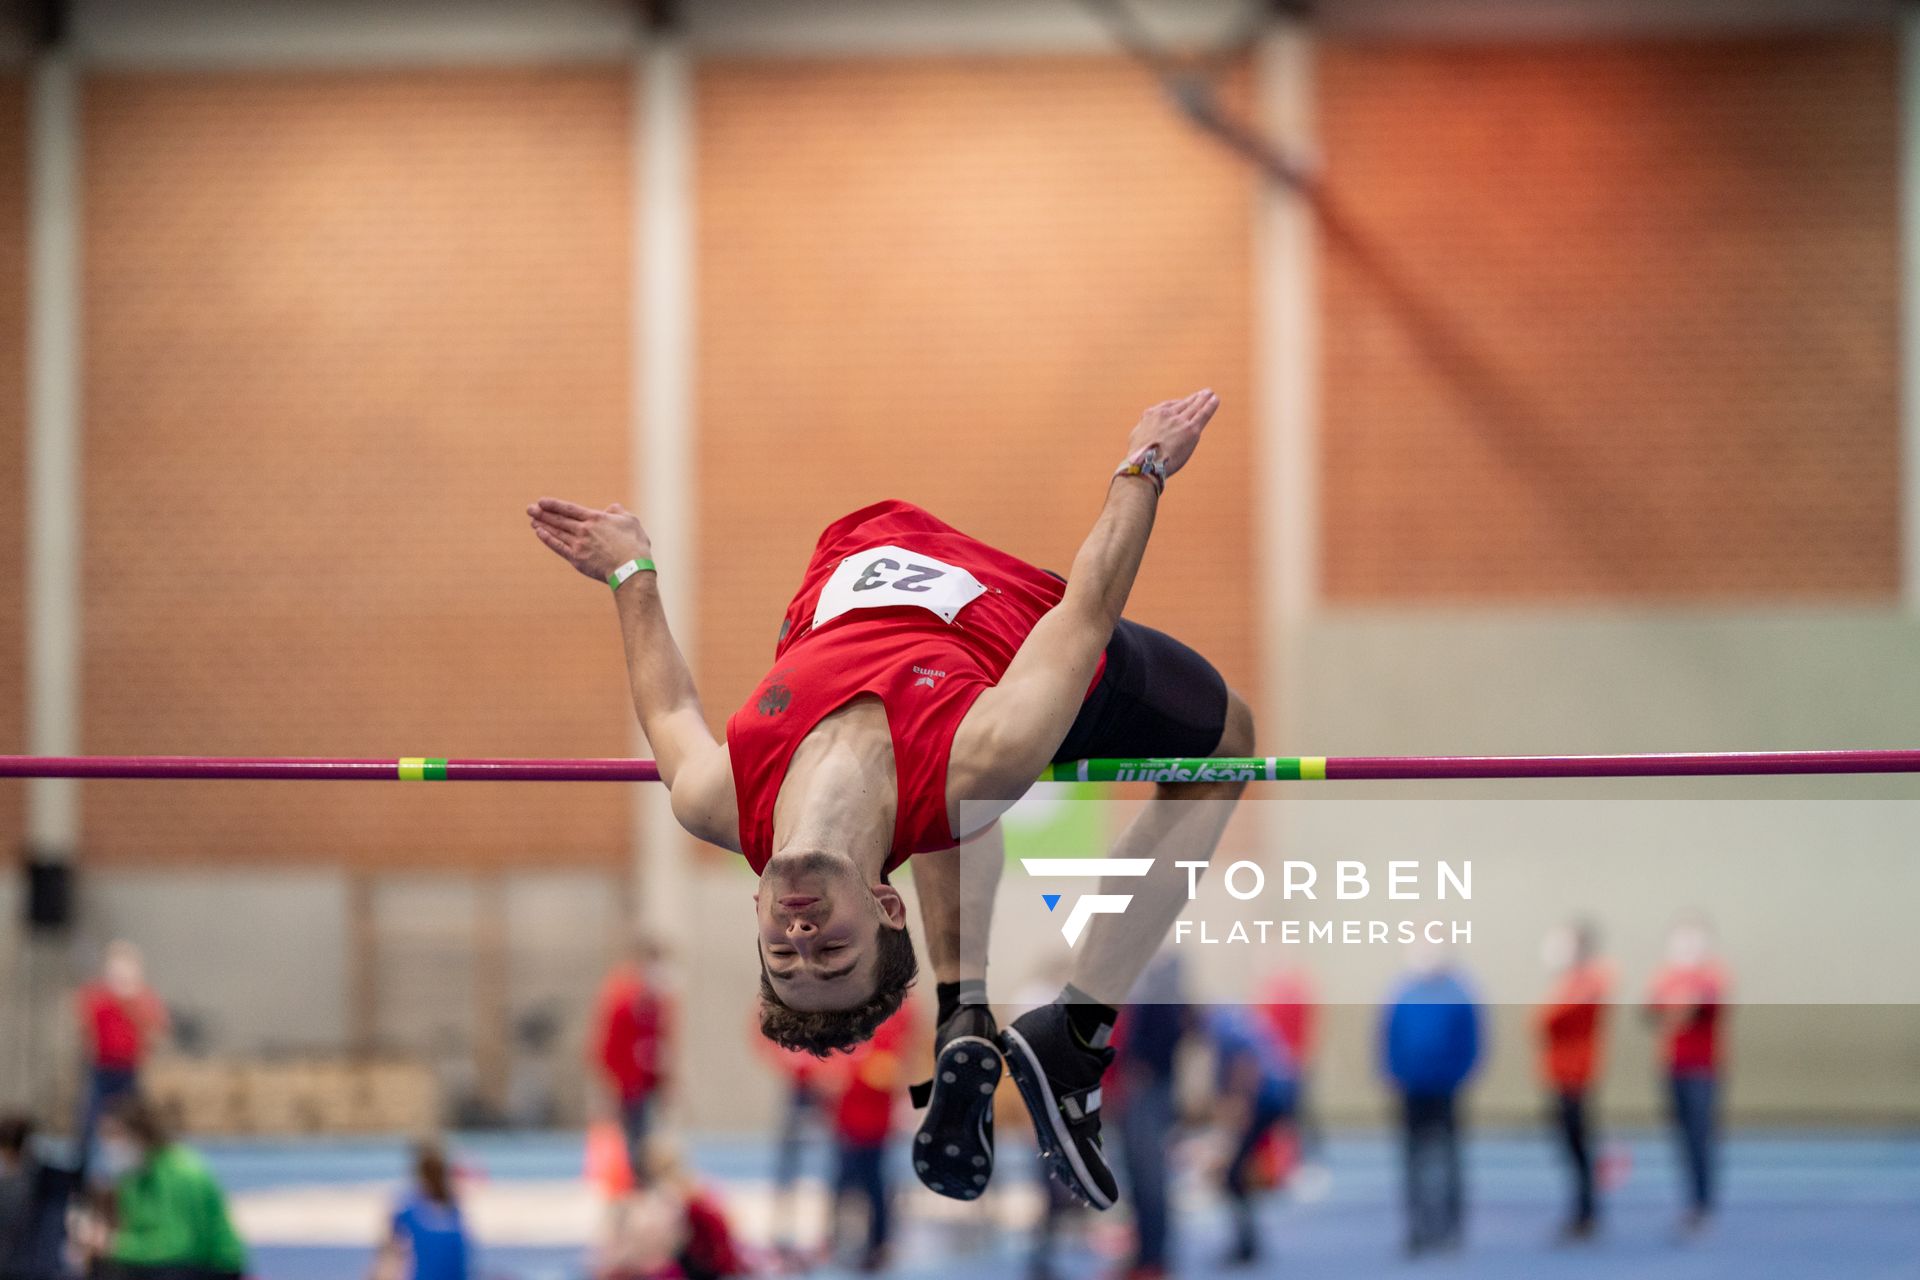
{"left": 529, "top": 389, "right": 1252, "bottom": 1208}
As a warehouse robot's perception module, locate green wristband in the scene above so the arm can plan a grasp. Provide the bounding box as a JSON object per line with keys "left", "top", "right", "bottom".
{"left": 608, "top": 558, "right": 656, "bottom": 591}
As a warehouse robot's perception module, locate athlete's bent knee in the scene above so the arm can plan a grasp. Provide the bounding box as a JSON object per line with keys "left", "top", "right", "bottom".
{"left": 1152, "top": 689, "right": 1256, "bottom": 801}
{"left": 1214, "top": 688, "right": 1256, "bottom": 758}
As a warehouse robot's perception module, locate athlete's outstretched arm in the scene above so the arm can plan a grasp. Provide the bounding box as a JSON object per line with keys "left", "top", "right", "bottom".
{"left": 528, "top": 498, "right": 721, "bottom": 794}
{"left": 954, "top": 390, "right": 1220, "bottom": 795}
{"left": 912, "top": 820, "right": 1004, "bottom": 986}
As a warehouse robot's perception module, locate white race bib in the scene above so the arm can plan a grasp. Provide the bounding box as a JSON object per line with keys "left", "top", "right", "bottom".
{"left": 813, "top": 545, "right": 988, "bottom": 630}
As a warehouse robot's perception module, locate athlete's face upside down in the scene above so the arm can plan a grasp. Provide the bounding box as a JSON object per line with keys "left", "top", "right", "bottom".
{"left": 754, "top": 848, "right": 918, "bottom": 1056}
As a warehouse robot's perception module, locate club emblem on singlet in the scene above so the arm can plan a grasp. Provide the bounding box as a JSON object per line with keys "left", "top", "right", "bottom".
{"left": 757, "top": 668, "right": 795, "bottom": 716}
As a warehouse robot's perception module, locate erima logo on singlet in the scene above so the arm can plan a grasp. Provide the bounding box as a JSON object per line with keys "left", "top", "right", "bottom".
{"left": 1021, "top": 858, "right": 1154, "bottom": 946}
{"left": 911, "top": 664, "right": 947, "bottom": 689}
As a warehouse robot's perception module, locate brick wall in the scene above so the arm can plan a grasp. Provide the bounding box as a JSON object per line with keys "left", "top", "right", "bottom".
{"left": 1318, "top": 34, "right": 1901, "bottom": 601}
{"left": 695, "top": 56, "right": 1259, "bottom": 730}
{"left": 80, "top": 70, "right": 635, "bottom": 867}
{"left": 0, "top": 76, "right": 25, "bottom": 853}
{"left": 21, "top": 36, "right": 1906, "bottom": 862}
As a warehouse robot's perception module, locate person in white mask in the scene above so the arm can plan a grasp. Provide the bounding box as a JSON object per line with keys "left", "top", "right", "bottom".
{"left": 1645, "top": 912, "right": 1730, "bottom": 1236}
{"left": 74, "top": 941, "right": 168, "bottom": 1177}
{"left": 1535, "top": 919, "right": 1612, "bottom": 1241}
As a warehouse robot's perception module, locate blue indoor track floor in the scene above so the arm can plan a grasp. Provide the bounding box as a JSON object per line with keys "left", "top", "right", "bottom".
{"left": 204, "top": 1129, "right": 1919, "bottom": 1280}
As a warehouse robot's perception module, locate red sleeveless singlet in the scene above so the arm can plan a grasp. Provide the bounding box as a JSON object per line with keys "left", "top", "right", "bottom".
{"left": 725, "top": 500, "right": 1101, "bottom": 873}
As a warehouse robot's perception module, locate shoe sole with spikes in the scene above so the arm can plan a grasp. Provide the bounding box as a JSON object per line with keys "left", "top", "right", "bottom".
{"left": 910, "top": 1034, "right": 1001, "bottom": 1201}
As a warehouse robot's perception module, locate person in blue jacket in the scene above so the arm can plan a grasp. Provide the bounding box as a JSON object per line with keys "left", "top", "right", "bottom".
{"left": 1381, "top": 946, "right": 1483, "bottom": 1257}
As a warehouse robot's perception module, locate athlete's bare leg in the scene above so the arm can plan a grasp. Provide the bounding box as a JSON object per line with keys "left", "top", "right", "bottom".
{"left": 1066, "top": 688, "right": 1257, "bottom": 1005}
{"left": 998, "top": 688, "right": 1256, "bottom": 1211}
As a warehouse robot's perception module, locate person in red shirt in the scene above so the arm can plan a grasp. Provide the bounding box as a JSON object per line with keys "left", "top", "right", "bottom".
{"left": 74, "top": 940, "right": 167, "bottom": 1173}
{"left": 1257, "top": 968, "right": 1317, "bottom": 1068}
{"left": 829, "top": 1005, "right": 913, "bottom": 1273}
{"left": 675, "top": 1187, "right": 746, "bottom": 1280}
{"left": 593, "top": 939, "right": 674, "bottom": 1185}
{"left": 1645, "top": 914, "right": 1729, "bottom": 1233}
{"left": 530, "top": 389, "right": 1253, "bottom": 1211}
{"left": 1535, "top": 919, "right": 1612, "bottom": 1241}
{"left": 596, "top": 1142, "right": 746, "bottom": 1280}
{"left": 1257, "top": 966, "right": 1320, "bottom": 1164}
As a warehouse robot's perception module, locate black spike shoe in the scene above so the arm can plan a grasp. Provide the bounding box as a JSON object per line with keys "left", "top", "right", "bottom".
{"left": 999, "top": 1000, "right": 1119, "bottom": 1210}
{"left": 908, "top": 1004, "right": 1003, "bottom": 1201}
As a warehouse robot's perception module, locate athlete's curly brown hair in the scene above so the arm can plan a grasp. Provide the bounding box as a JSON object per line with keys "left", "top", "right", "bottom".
{"left": 757, "top": 923, "right": 918, "bottom": 1057}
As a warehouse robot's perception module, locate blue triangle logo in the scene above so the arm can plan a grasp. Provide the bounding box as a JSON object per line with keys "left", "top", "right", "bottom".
{"left": 1042, "top": 894, "right": 1061, "bottom": 912}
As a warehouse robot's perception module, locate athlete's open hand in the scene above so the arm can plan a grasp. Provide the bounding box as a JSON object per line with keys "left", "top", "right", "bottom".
{"left": 528, "top": 497, "right": 652, "bottom": 583}
{"left": 1123, "top": 388, "right": 1219, "bottom": 480}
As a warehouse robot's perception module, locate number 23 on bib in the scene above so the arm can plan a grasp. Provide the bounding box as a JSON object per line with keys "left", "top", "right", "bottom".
{"left": 813, "top": 545, "right": 989, "bottom": 629}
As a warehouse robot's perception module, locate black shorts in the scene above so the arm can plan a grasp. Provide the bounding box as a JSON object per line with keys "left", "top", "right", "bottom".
{"left": 1050, "top": 617, "right": 1230, "bottom": 764}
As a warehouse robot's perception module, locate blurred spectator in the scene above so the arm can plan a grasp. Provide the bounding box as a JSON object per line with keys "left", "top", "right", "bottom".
{"left": 1205, "top": 1005, "right": 1298, "bottom": 1268}
{"left": 75, "top": 942, "right": 168, "bottom": 1172}
{"left": 1536, "top": 919, "right": 1612, "bottom": 1242}
{"left": 1256, "top": 966, "right": 1317, "bottom": 1077}
{"left": 1010, "top": 972, "right": 1080, "bottom": 1280}
{"left": 596, "top": 1185, "right": 683, "bottom": 1280}
{"left": 1, "top": 1113, "right": 78, "bottom": 1280}
{"left": 1646, "top": 913, "right": 1730, "bottom": 1235}
{"left": 369, "top": 1141, "right": 470, "bottom": 1280}
{"left": 830, "top": 1005, "right": 912, "bottom": 1273}
{"left": 1026, "top": 1161, "right": 1080, "bottom": 1280}
{"left": 1382, "top": 945, "right": 1482, "bottom": 1257}
{"left": 593, "top": 938, "right": 675, "bottom": 1185}
{"left": 597, "top": 1142, "right": 745, "bottom": 1280}
{"left": 83, "top": 1094, "right": 246, "bottom": 1280}
{"left": 1111, "top": 953, "right": 1188, "bottom": 1280}
{"left": 1257, "top": 966, "right": 1321, "bottom": 1160}
{"left": 755, "top": 1028, "right": 830, "bottom": 1262}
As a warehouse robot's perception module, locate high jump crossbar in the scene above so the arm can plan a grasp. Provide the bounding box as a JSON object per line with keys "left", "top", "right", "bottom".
{"left": 1, "top": 750, "right": 1918, "bottom": 783}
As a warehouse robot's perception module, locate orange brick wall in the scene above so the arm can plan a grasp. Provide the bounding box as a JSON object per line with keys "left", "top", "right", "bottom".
{"left": 1318, "top": 34, "right": 1901, "bottom": 601}
{"left": 16, "top": 38, "right": 1901, "bottom": 866}
{"left": 0, "top": 77, "right": 24, "bottom": 853}
{"left": 695, "top": 57, "right": 1259, "bottom": 728}
{"left": 81, "top": 70, "right": 635, "bottom": 868}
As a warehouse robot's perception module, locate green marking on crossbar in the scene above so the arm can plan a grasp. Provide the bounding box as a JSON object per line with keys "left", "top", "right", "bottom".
{"left": 1042, "top": 757, "right": 1324, "bottom": 783}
